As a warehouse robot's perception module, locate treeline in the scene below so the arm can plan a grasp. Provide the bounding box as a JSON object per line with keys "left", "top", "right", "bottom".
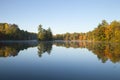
{"left": 54, "top": 20, "right": 120, "bottom": 42}
{"left": 1, "top": 20, "right": 120, "bottom": 42}
{"left": 0, "top": 23, "right": 37, "bottom": 40}
{"left": 37, "top": 24, "right": 53, "bottom": 41}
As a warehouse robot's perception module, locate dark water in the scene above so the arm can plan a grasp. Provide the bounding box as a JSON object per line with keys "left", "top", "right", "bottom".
{"left": 0, "top": 41, "right": 120, "bottom": 80}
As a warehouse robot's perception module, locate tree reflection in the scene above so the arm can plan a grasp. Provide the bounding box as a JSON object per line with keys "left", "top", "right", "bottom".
{"left": 37, "top": 42, "right": 53, "bottom": 57}
{"left": 0, "top": 41, "right": 37, "bottom": 57}
{"left": 1, "top": 40, "right": 120, "bottom": 63}
{"left": 54, "top": 41, "right": 120, "bottom": 63}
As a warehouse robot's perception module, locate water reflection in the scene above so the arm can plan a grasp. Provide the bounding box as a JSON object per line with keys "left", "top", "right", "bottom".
{"left": 54, "top": 41, "right": 120, "bottom": 63}
{"left": 0, "top": 42, "right": 38, "bottom": 57}
{"left": 37, "top": 42, "right": 53, "bottom": 57}
{"left": 0, "top": 41, "right": 120, "bottom": 63}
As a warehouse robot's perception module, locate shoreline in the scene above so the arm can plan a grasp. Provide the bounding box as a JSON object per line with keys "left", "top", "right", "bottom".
{"left": 0, "top": 40, "right": 38, "bottom": 43}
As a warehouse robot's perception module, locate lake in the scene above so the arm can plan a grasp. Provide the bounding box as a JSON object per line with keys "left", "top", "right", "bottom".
{"left": 0, "top": 41, "right": 120, "bottom": 80}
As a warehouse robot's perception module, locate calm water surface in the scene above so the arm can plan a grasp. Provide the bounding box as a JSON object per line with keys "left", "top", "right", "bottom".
{"left": 0, "top": 41, "right": 120, "bottom": 80}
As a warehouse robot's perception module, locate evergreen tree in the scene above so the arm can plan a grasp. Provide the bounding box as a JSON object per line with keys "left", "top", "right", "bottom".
{"left": 38, "top": 24, "right": 44, "bottom": 41}
{"left": 47, "top": 27, "right": 53, "bottom": 40}
{"left": 37, "top": 25, "right": 53, "bottom": 41}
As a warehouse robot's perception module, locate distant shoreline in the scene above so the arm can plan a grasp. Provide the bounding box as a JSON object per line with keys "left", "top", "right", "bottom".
{"left": 0, "top": 40, "right": 38, "bottom": 43}
{"left": 0, "top": 40, "right": 119, "bottom": 44}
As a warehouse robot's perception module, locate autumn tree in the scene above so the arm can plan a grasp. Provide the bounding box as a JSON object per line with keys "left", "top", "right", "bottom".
{"left": 53, "top": 20, "right": 120, "bottom": 42}
{"left": 0, "top": 23, "right": 37, "bottom": 40}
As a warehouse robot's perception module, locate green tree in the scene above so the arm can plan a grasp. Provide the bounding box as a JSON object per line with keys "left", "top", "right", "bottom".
{"left": 47, "top": 27, "right": 53, "bottom": 40}
{"left": 38, "top": 24, "right": 53, "bottom": 41}
{"left": 38, "top": 24, "right": 44, "bottom": 41}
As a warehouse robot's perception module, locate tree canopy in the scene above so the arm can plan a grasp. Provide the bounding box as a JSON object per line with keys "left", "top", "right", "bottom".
{"left": 53, "top": 20, "right": 120, "bottom": 42}
{"left": 0, "top": 23, "right": 37, "bottom": 40}
{"left": 37, "top": 24, "right": 53, "bottom": 41}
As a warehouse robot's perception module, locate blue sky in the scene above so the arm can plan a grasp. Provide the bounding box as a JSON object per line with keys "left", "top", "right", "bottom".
{"left": 0, "top": 0, "right": 120, "bottom": 34}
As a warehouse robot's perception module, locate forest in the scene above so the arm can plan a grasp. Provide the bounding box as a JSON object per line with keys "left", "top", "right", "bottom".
{"left": 0, "top": 23, "right": 53, "bottom": 41}
{"left": 53, "top": 20, "right": 120, "bottom": 42}
{"left": 0, "top": 20, "right": 120, "bottom": 42}
{"left": 0, "top": 23, "right": 37, "bottom": 40}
